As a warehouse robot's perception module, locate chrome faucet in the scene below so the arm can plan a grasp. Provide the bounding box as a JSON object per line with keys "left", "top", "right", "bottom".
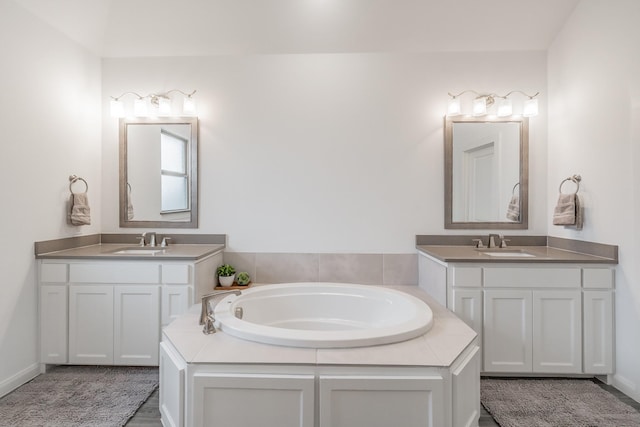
{"left": 200, "top": 290, "right": 242, "bottom": 334}
{"left": 142, "top": 232, "right": 157, "bottom": 247}
{"left": 488, "top": 234, "right": 500, "bottom": 248}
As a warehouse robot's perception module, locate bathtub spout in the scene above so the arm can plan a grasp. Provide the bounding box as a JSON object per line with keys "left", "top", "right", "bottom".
{"left": 199, "top": 290, "right": 242, "bottom": 334}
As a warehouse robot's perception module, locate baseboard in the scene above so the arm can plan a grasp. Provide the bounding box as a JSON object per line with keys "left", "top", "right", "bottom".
{"left": 0, "top": 363, "right": 40, "bottom": 398}
{"left": 613, "top": 373, "right": 640, "bottom": 403}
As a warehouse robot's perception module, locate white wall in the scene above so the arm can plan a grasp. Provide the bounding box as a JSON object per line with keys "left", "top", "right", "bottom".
{"left": 0, "top": 0, "right": 102, "bottom": 394}
{"left": 548, "top": 0, "right": 640, "bottom": 400}
{"left": 102, "top": 51, "right": 548, "bottom": 253}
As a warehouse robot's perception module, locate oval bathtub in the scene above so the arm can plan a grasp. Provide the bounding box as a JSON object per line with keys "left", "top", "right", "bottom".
{"left": 213, "top": 283, "right": 434, "bottom": 348}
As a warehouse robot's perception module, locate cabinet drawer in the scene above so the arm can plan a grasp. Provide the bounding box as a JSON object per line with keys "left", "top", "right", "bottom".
{"left": 484, "top": 267, "right": 580, "bottom": 288}
{"left": 583, "top": 268, "right": 614, "bottom": 289}
{"left": 451, "top": 267, "right": 482, "bottom": 287}
{"left": 162, "top": 264, "right": 191, "bottom": 284}
{"left": 70, "top": 263, "right": 160, "bottom": 284}
{"left": 41, "top": 263, "right": 68, "bottom": 283}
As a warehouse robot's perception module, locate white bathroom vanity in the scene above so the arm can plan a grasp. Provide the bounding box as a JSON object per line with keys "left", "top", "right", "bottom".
{"left": 36, "top": 241, "right": 223, "bottom": 368}
{"left": 416, "top": 236, "right": 617, "bottom": 379}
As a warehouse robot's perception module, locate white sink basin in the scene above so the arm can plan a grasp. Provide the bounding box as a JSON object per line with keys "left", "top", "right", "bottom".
{"left": 482, "top": 251, "right": 535, "bottom": 258}
{"left": 112, "top": 248, "right": 165, "bottom": 255}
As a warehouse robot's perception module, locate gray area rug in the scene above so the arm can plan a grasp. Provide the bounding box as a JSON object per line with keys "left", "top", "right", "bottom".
{"left": 482, "top": 378, "right": 640, "bottom": 427}
{"left": 0, "top": 366, "right": 158, "bottom": 427}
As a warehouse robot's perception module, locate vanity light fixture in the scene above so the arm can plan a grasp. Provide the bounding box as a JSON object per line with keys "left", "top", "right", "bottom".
{"left": 447, "top": 90, "right": 539, "bottom": 117}
{"left": 110, "top": 89, "right": 197, "bottom": 118}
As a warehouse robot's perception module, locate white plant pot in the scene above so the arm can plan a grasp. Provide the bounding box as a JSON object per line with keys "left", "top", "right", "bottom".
{"left": 219, "top": 275, "right": 235, "bottom": 287}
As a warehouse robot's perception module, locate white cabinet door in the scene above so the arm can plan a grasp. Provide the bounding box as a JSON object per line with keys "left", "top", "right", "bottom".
{"left": 319, "top": 375, "right": 444, "bottom": 427}
{"left": 40, "top": 285, "right": 68, "bottom": 364}
{"left": 161, "top": 285, "right": 192, "bottom": 326}
{"left": 452, "top": 289, "right": 483, "bottom": 339}
{"left": 114, "top": 286, "right": 160, "bottom": 366}
{"left": 452, "top": 346, "right": 481, "bottom": 427}
{"left": 160, "top": 342, "right": 186, "bottom": 427}
{"left": 484, "top": 290, "right": 532, "bottom": 372}
{"left": 69, "top": 285, "right": 114, "bottom": 364}
{"left": 191, "top": 373, "right": 315, "bottom": 427}
{"left": 583, "top": 290, "right": 614, "bottom": 374}
{"left": 532, "top": 290, "right": 582, "bottom": 373}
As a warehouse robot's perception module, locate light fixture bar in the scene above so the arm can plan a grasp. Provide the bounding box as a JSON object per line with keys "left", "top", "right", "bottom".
{"left": 109, "top": 89, "right": 197, "bottom": 117}
{"left": 446, "top": 90, "right": 539, "bottom": 117}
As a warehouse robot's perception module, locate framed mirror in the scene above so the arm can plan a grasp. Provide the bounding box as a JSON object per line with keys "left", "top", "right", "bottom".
{"left": 444, "top": 116, "right": 528, "bottom": 229}
{"left": 119, "top": 117, "right": 198, "bottom": 228}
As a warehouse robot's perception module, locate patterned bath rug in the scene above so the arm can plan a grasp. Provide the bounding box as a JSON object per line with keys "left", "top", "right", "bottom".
{"left": 481, "top": 378, "right": 640, "bottom": 427}
{"left": 0, "top": 365, "right": 158, "bottom": 427}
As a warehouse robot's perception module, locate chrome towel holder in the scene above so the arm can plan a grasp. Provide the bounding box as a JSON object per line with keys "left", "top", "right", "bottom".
{"left": 69, "top": 175, "right": 88, "bottom": 194}
{"left": 559, "top": 174, "right": 581, "bottom": 194}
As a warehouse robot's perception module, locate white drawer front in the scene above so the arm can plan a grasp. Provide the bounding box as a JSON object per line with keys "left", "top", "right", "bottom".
{"left": 41, "top": 263, "right": 68, "bottom": 283}
{"left": 484, "top": 267, "right": 581, "bottom": 288}
{"left": 583, "top": 268, "right": 614, "bottom": 289}
{"left": 452, "top": 267, "right": 482, "bottom": 287}
{"left": 162, "top": 264, "right": 191, "bottom": 284}
{"left": 69, "top": 263, "right": 160, "bottom": 283}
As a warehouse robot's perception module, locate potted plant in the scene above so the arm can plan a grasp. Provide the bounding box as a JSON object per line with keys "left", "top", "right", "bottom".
{"left": 216, "top": 264, "right": 236, "bottom": 287}
{"left": 236, "top": 271, "right": 251, "bottom": 286}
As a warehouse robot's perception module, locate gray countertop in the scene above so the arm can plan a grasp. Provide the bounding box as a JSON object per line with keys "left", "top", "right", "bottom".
{"left": 416, "top": 245, "right": 617, "bottom": 264}
{"left": 36, "top": 243, "right": 224, "bottom": 261}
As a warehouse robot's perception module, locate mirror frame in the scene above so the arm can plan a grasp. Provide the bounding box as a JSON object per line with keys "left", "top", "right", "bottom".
{"left": 119, "top": 117, "right": 199, "bottom": 228}
{"left": 444, "top": 116, "right": 529, "bottom": 230}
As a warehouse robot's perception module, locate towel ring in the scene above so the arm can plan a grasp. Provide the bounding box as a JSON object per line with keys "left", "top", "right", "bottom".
{"left": 512, "top": 182, "right": 520, "bottom": 195}
{"left": 69, "top": 175, "right": 88, "bottom": 194}
{"left": 559, "top": 174, "right": 581, "bottom": 194}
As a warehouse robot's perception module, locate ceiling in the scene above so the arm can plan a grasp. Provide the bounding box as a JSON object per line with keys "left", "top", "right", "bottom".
{"left": 13, "top": 0, "right": 580, "bottom": 57}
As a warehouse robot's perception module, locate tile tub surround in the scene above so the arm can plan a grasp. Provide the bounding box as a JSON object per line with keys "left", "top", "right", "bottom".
{"left": 223, "top": 252, "right": 418, "bottom": 286}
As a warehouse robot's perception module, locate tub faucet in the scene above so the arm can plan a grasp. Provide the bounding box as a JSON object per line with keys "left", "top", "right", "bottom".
{"left": 200, "top": 290, "right": 242, "bottom": 334}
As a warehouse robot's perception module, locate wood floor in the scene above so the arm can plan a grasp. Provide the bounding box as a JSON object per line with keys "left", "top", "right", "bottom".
{"left": 126, "top": 379, "right": 640, "bottom": 427}
{"left": 125, "top": 389, "right": 162, "bottom": 427}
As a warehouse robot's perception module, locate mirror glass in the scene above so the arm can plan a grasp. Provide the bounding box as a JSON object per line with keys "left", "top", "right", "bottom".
{"left": 444, "top": 116, "right": 528, "bottom": 229}
{"left": 119, "top": 117, "right": 198, "bottom": 228}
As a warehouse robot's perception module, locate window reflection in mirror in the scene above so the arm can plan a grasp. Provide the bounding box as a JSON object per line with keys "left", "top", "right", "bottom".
{"left": 160, "top": 130, "right": 189, "bottom": 214}
{"left": 444, "top": 116, "right": 528, "bottom": 230}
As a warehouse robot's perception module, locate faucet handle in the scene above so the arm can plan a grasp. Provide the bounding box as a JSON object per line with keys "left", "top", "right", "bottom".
{"left": 472, "top": 238, "right": 485, "bottom": 248}
{"left": 136, "top": 235, "right": 145, "bottom": 246}
{"left": 160, "top": 237, "right": 172, "bottom": 247}
{"left": 499, "top": 236, "right": 511, "bottom": 248}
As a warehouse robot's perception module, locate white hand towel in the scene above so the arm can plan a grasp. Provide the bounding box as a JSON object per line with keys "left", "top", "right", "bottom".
{"left": 69, "top": 192, "right": 91, "bottom": 225}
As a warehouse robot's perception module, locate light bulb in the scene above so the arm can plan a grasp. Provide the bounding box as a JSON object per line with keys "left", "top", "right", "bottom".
{"left": 497, "top": 98, "right": 513, "bottom": 117}
{"left": 110, "top": 99, "right": 124, "bottom": 118}
{"left": 523, "top": 98, "right": 538, "bottom": 117}
{"left": 183, "top": 96, "right": 197, "bottom": 115}
{"left": 134, "top": 98, "right": 148, "bottom": 116}
{"left": 447, "top": 98, "right": 461, "bottom": 116}
{"left": 158, "top": 97, "right": 172, "bottom": 115}
{"left": 473, "top": 97, "right": 487, "bottom": 116}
